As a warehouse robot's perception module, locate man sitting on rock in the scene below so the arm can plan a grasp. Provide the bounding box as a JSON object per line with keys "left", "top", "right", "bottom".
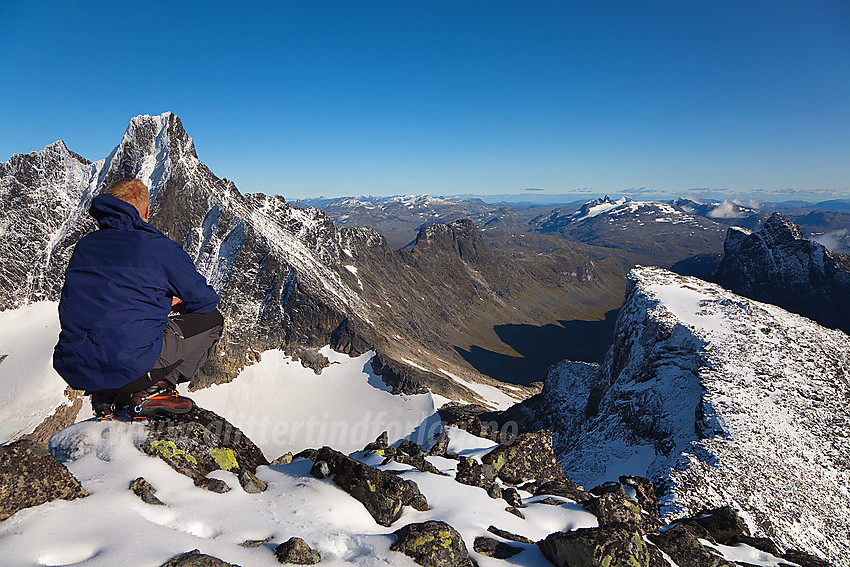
{"left": 53, "top": 178, "right": 223, "bottom": 420}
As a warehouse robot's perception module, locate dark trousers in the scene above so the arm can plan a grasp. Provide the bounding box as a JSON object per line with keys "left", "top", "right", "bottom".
{"left": 99, "top": 309, "right": 224, "bottom": 398}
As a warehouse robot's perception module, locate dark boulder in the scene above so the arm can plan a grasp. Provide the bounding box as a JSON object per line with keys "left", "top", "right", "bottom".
{"left": 0, "top": 439, "right": 88, "bottom": 520}
{"left": 582, "top": 492, "right": 660, "bottom": 532}
{"left": 238, "top": 469, "right": 268, "bottom": 494}
{"left": 160, "top": 549, "right": 240, "bottom": 567}
{"left": 274, "top": 537, "right": 321, "bottom": 564}
{"left": 428, "top": 431, "right": 450, "bottom": 456}
{"left": 390, "top": 520, "right": 476, "bottom": 567}
{"left": 480, "top": 430, "right": 566, "bottom": 485}
{"left": 129, "top": 477, "right": 165, "bottom": 506}
{"left": 312, "top": 446, "right": 429, "bottom": 527}
{"left": 140, "top": 408, "right": 268, "bottom": 487}
{"left": 677, "top": 506, "right": 749, "bottom": 544}
{"left": 781, "top": 549, "right": 833, "bottom": 567}
{"left": 487, "top": 525, "right": 533, "bottom": 544}
{"left": 384, "top": 453, "right": 447, "bottom": 476}
{"left": 527, "top": 478, "right": 592, "bottom": 503}
{"left": 455, "top": 456, "right": 486, "bottom": 488}
{"left": 538, "top": 526, "right": 666, "bottom": 567}
{"left": 502, "top": 487, "right": 523, "bottom": 508}
{"left": 647, "top": 524, "right": 736, "bottom": 567}
{"left": 473, "top": 536, "right": 523, "bottom": 559}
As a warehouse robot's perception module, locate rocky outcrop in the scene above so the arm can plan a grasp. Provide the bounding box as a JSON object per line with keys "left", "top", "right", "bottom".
{"left": 714, "top": 212, "right": 850, "bottom": 334}
{"left": 480, "top": 430, "right": 566, "bottom": 484}
{"left": 141, "top": 407, "right": 268, "bottom": 486}
{"left": 538, "top": 527, "right": 667, "bottom": 567}
{"left": 390, "top": 520, "right": 476, "bottom": 567}
{"left": 310, "top": 446, "right": 429, "bottom": 526}
{"left": 0, "top": 439, "right": 88, "bottom": 520}
{"left": 500, "top": 266, "right": 850, "bottom": 565}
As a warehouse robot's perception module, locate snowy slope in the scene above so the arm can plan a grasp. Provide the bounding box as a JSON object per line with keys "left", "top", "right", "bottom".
{"left": 550, "top": 266, "right": 850, "bottom": 564}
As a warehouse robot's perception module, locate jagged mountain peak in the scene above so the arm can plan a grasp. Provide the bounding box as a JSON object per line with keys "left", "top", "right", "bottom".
{"left": 411, "top": 219, "right": 491, "bottom": 262}
{"left": 760, "top": 211, "right": 804, "bottom": 241}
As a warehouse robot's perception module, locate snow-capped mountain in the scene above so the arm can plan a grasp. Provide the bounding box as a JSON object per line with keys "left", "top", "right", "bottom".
{"left": 0, "top": 113, "right": 635, "bottom": 439}
{"left": 530, "top": 197, "right": 729, "bottom": 267}
{"left": 673, "top": 198, "right": 766, "bottom": 231}
{"left": 501, "top": 266, "right": 850, "bottom": 564}
{"left": 714, "top": 213, "right": 850, "bottom": 335}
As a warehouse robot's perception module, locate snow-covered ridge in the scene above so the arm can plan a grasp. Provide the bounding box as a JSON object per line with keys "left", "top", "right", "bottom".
{"left": 553, "top": 266, "right": 850, "bottom": 564}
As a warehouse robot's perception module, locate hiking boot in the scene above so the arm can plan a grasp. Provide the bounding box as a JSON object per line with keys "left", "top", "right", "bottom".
{"left": 130, "top": 380, "right": 194, "bottom": 419}
{"left": 91, "top": 392, "right": 116, "bottom": 421}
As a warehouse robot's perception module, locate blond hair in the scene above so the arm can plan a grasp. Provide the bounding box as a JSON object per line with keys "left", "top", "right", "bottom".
{"left": 105, "top": 179, "right": 150, "bottom": 217}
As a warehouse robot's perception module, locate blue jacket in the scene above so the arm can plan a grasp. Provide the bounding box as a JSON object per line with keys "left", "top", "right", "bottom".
{"left": 53, "top": 194, "right": 219, "bottom": 392}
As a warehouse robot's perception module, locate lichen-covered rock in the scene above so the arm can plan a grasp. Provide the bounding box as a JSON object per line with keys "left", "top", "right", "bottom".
{"left": 159, "top": 549, "right": 240, "bottom": 566}
{"left": 619, "top": 476, "right": 658, "bottom": 518}
{"left": 647, "top": 524, "right": 736, "bottom": 567}
{"left": 428, "top": 431, "right": 450, "bottom": 456}
{"left": 0, "top": 439, "right": 88, "bottom": 520}
{"left": 141, "top": 408, "right": 268, "bottom": 482}
{"left": 473, "top": 536, "right": 523, "bottom": 559}
{"left": 502, "top": 487, "right": 523, "bottom": 508}
{"left": 538, "top": 527, "right": 667, "bottom": 567}
{"left": 582, "top": 492, "right": 659, "bottom": 532}
{"left": 129, "top": 477, "right": 165, "bottom": 506}
{"left": 274, "top": 537, "right": 321, "bottom": 564}
{"left": 455, "top": 456, "right": 485, "bottom": 487}
{"left": 391, "top": 520, "right": 476, "bottom": 567}
{"left": 480, "top": 430, "right": 566, "bottom": 485}
{"left": 312, "top": 446, "right": 429, "bottom": 527}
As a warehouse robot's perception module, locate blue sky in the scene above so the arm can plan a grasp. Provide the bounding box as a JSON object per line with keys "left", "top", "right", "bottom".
{"left": 1, "top": 1, "right": 848, "bottom": 201}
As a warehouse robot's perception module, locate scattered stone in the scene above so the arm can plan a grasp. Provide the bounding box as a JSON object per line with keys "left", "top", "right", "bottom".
{"left": 455, "top": 456, "right": 485, "bottom": 488}
{"left": 582, "top": 492, "right": 659, "bottom": 532}
{"left": 274, "top": 537, "right": 321, "bottom": 564}
{"left": 312, "top": 446, "right": 429, "bottom": 526}
{"left": 270, "top": 453, "right": 293, "bottom": 466}
{"left": 239, "top": 536, "right": 273, "bottom": 547}
{"left": 502, "top": 487, "right": 523, "bottom": 508}
{"left": 532, "top": 478, "right": 592, "bottom": 503}
{"left": 390, "top": 520, "right": 476, "bottom": 567}
{"left": 428, "top": 431, "right": 450, "bottom": 456}
{"left": 505, "top": 506, "right": 525, "bottom": 519}
{"left": 480, "top": 430, "right": 566, "bottom": 485}
{"left": 238, "top": 469, "right": 268, "bottom": 494}
{"left": 486, "top": 483, "right": 502, "bottom": 499}
{"left": 129, "top": 477, "right": 165, "bottom": 506}
{"left": 398, "top": 439, "right": 426, "bottom": 457}
{"left": 194, "top": 477, "right": 231, "bottom": 493}
{"left": 363, "top": 431, "right": 389, "bottom": 454}
{"left": 537, "top": 497, "right": 568, "bottom": 506}
{"left": 620, "top": 476, "right": 659, "bottom": 518}
{"left": 141, "top": 408, "right": 268, "bottom": 483}
{"left": 384, "top": 453, "right": 447, "bottom": 476}
{"left": 487, "top": 526, "right": 533, "bottom": 544}
{"left": 473, "top": 536, "right": 523, "bottom": 559}
{"left": 159, "top": 549, "right": 240, "bottom": 566}
{"left": 648, "top": 524, "right": 736, "bottom": 567}
{"left": 538, "top": 526, "right": 667, "bottom": 567}
{"left": 310, "top": 461, "right": 331, "bottom": 479}
{"left": 589, "top": 481, "right": 624, "bottom": 497}
{"left": 1, "top": 439, "right": 88, "bottom": 521}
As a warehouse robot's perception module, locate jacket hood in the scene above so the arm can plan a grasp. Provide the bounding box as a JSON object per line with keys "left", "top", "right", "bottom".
{"left": 90, "top": 194, "right": 154, "bottom": 232}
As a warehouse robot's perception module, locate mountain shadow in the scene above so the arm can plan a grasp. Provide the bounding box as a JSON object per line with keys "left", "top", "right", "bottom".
{"left": 454, "top": 309, "right": 618, "bottom": 386}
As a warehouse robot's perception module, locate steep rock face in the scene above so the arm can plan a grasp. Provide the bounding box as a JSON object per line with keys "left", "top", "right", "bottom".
{"left": 510, "top": 267, "right": 850, "bottom": 565}
{"left": 0, "top": 112, "right": 628, "bottom": 430}
{"left": 714, "top": 212, "right": 850, "bottom": 334}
